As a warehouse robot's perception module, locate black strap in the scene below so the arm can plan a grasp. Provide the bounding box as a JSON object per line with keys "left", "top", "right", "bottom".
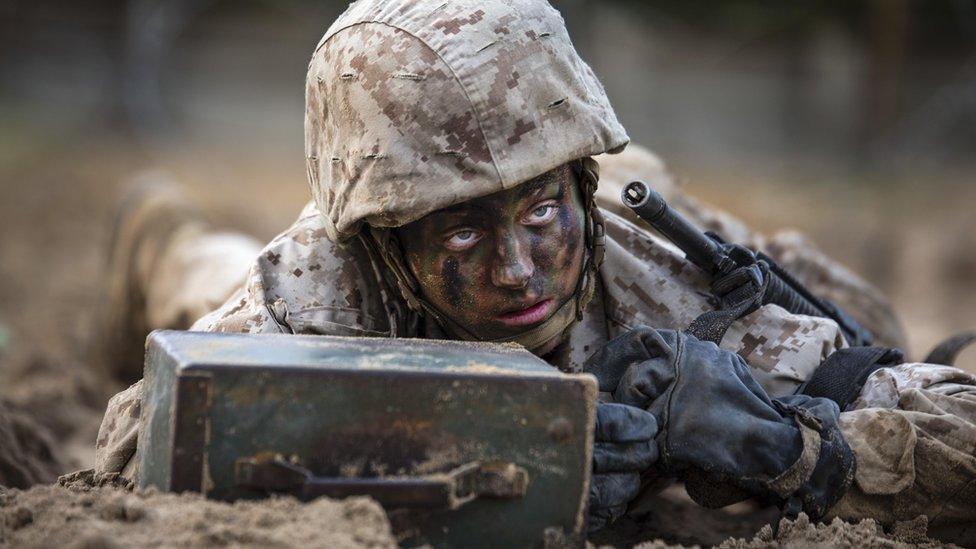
{"left": 923, "top": 331, "right": 976, "bottom": 366}
{"left": 686, "top": 261, "right": 769, "bottom": 345}
{"left": 798, "top": 346, "right": 904, "bottom": 409}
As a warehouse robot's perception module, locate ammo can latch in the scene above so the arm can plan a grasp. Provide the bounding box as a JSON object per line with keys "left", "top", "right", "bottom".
{"left": 234, "top": 453, "right": 529, "bottom": 510}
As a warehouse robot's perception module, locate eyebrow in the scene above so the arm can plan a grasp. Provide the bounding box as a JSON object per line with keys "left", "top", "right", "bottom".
{"left": 516, "top": 174, "right": 557, "bottom": 200}
{"left": 430, "top": 171, "right": 565, "bottom": 218}
{"left": 434, "top": 203, "right": 478, "bottom": 216}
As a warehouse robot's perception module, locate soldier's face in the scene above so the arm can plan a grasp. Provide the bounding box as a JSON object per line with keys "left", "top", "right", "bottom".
{"left": 397, "top": 164, "right": 586, "bottom": 348}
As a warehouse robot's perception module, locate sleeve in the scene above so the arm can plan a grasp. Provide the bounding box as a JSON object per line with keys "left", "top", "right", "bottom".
{"left": 595, "top": 143, "right": 906, "bottom": 351}
{"left": 191, "top": 206, "right": 392, "bottom": 337}
{"left": 94, "top": 380, "right": 143, "bottom": 476}
{"left": 826, "top": 363, "right": 976, "bottom": 535}
{"left": 189, "top": 267, "right": 287, "bottom": 334}
{"left": 720, "top": 304, "right": 849, "bottom": 397}
{"left": 95, "top": 205, "right": 392, "bottom": 476}
{"left": 599, "top": 210, "right": 849, "bottom": 398}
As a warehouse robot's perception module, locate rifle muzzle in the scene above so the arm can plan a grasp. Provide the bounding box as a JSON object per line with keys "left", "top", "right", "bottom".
{"left": 621, "top": 180, "right": 726, "bottom": 275}
{"left": 622, "top": 180, "right": 667, "bottom": 222}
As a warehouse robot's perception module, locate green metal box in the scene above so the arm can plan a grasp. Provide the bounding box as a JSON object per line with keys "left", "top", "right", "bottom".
{"left": 136, "top": 330, "right": 596, "bottom": 547}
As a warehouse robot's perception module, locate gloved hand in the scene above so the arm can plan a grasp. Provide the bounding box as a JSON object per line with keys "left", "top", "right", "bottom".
{"left": 584, "top": 326, "right": 855, "bottom": 519}
{"left": 708, "top": 240, "right": 767, "bottom": 308}
{"left": 587, "top": 402, "right": 658, "bottom": 533}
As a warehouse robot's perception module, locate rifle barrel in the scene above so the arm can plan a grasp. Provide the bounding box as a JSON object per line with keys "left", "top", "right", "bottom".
{"left": 621, "top": 180, "right": 873, "bottom": 347}
{"left": 621, "top": 181, "right": 725, "bottom": 275}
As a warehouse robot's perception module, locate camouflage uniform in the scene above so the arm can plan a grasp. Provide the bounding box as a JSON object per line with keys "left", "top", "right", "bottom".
{"left": 96, "top": 0, "right": 976, "bottom": 538}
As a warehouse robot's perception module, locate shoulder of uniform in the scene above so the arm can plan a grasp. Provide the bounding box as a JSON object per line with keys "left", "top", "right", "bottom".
{"left": 249, "top": 206, "right": 390, "bottom": 334}
{"left": 259, "top": 204, "right": 363, "bottom": 275}
{"left": 600, "top": 207, "right": 688, "bottom": 263}
{"left": 597, "top": 207, "right": 713, "bottom": 333}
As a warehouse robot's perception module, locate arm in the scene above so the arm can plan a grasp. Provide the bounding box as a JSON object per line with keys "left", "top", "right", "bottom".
{"left": 585, "top": 326, "right": 855, "bottom": 519}
{"left": 95, "top": 206, "right": 391, "bottom": 477}
{"left": 594, "top": 145, "right": 907, "bottom": 349}
{"left": 828, "top": 362, "right": 976, "bottom": 541}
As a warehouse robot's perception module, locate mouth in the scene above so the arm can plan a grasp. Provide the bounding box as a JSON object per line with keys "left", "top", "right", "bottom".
{"left": 496, "top": 298, "right": 555, "bottom": 328}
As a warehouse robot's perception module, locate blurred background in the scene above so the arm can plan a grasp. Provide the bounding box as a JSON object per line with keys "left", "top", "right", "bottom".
{"left": 0, "top": 0, "right": 974, "bottom": 472}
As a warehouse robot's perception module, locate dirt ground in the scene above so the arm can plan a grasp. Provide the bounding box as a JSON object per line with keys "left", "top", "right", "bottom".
{"left": 0, "top": 133, "right": 973, "bottom": 547}
{"left": 0, "top": 480, "right": 955, "bottom": 548}
{"left": 0, "top": 471, "right": 396, "bottom": 548}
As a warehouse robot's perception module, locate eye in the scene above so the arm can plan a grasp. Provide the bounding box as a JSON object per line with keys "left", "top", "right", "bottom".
{"left": 522, "top": 201, "right": 559, "bottom": 226}
{"left": 444, "top": 229, "right": 483, "bottom": 251}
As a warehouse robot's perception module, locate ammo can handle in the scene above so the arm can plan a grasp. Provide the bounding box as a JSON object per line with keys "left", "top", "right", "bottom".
{"left": 235, "top": 454, "right": 528, "bottom": 510}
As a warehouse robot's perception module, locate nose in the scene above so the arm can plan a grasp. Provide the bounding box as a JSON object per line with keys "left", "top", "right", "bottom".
{"left": 491, "top": 228, "right": 533, "bottom": 290}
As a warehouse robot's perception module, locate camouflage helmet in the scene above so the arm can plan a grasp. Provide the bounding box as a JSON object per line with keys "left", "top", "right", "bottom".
{"left": 305, "top": 0, "right": 629, "bottom": 241}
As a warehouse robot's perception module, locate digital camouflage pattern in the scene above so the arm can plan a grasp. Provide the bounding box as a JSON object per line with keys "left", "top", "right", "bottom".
{"left": 95, "top": 0, "right": 976, "bottom": 537}
{"left": 95, "top": 162, "right": 976, "bottom": 538}
{"left": 306, "top": 0, "right": 627, "bottom": 242}
{"left": 594, "top": 144, "right": 907, "bottom": 351}
{"left": 829, "top": 362, "right": 976, "bottom": 538}
{"left": 94, "top": 163, "right": 976, "bottom": 536}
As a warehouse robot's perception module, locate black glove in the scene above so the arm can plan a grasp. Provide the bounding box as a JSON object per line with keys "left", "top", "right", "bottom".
{"left": 587, "top": 402, "right": 658, "bottom": 533}
{"left": 708, "top": 240, "right": 767, "bottom": 308}
{"left": 584, "top": 326, "right": 855, "bottom": 519}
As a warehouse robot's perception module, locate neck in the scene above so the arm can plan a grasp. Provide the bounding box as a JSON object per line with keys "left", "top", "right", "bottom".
{"left": 534, "top": 335, "right": 567, "bottom": 361}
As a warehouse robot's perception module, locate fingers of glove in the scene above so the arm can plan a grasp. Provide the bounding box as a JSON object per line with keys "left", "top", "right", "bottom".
{"left": 584, "top": 327, "right": 673, "bottom": 392}
{"left": 587, "top": 503, "right": 627, "bottom": 534}
{"left": 776, "top": 394, "right": 841, "bottom": 423}
{"left": 593, "top": 439, "right": 658, "bottom": 473}
{"left": 679, "top": 334, "right": 775, "bottom": 406}
{"left": 612, "top": 359, "right": 674, "bottom": 409}
{"left": 588, "top": 471, "right": 641, "bottom": 511}
{"left": 595, "top": 402, "right": 658, "bottom": 443}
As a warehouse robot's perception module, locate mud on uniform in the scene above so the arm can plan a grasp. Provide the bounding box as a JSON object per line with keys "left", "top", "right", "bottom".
{"left": 96, "top": 176, "right": 976, "bottom": 531}
{"left": 96, "top": 0, "right": 975, "bottom": 537}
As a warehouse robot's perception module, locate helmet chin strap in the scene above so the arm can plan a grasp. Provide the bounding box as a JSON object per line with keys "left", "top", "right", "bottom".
{"left": 363, "top": 157, "right": 605, "bottom": 355}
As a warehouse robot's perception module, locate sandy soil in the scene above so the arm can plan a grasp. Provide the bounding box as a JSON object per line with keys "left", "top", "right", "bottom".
{"left": 714, "top": 514, "right": 955, "bottom": 549}
{"left": 1, "top": 480, "right": 954, "bottom": 548}
{"left": 0, "top": 472, "right": 396, "bottom": 548}
{"left": 0, "top": 400, "right": 66, "bottom": 489}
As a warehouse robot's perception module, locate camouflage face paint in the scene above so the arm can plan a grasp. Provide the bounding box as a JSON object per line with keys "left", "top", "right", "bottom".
{"left": 396, "top": 164, "right": 585, "bottom": 341}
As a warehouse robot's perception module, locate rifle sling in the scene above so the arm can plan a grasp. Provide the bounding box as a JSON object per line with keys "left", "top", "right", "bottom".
{"left": 923, "top": 331, "right": 976, "bottom": 366}
{"left": 686, "top": 261, "right": 769, "bottom": 345}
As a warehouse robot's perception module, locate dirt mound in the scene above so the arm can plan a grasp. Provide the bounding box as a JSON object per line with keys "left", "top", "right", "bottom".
{"left": 0, "top": 399, "right": 68, "bottom": 489}
{"left": 714, "top": 513, "right": 956, "bottom": 549}
{"left": 589, "top": 483, "right": 780, "bottom": 547}
{"left": 590, "top": 485, "right": 956, "bottom": 549}
{"left": 0, "top": 480, "right": 396, "bottom": 548}
{"left": 0, "top": 472, "right": 960, "bottom": 548}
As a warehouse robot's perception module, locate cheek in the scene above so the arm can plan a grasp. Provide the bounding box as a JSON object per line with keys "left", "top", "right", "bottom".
{"left": 409, "top": 250, "right": 487, "bottom": 312}
{"left": 406, "top": 249, "right": 453, "bottom": 303}
{"left": 440, "top": 256, "right": 464, "bottom": 308}
{"left": 535, "top": 206, "right": 584, "bottom": 273}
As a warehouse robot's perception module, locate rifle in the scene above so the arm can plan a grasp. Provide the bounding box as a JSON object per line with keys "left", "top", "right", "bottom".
{"left": 621, "top": 180, "right": 874, "bottom": 347}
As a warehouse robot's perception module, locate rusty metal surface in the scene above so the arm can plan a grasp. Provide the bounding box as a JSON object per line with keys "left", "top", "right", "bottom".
{"left": 136, "top": 340, "right": 179, "bottom": 491}
{"left": 234, "top": 455, "right": 526, "bottom": 510}
{"left": 168, "top": 330, "right": 557, "bottom": 374}
{"left": 170, "top": 375, "right": 211, "bottom": 493}
{"left": 138, "top": 330, "right": 596, "bottom": 547}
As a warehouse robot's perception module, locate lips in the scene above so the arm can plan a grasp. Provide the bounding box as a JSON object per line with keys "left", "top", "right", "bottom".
{"left": 496, "top": 298, "right": 555, "bottom": 327}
